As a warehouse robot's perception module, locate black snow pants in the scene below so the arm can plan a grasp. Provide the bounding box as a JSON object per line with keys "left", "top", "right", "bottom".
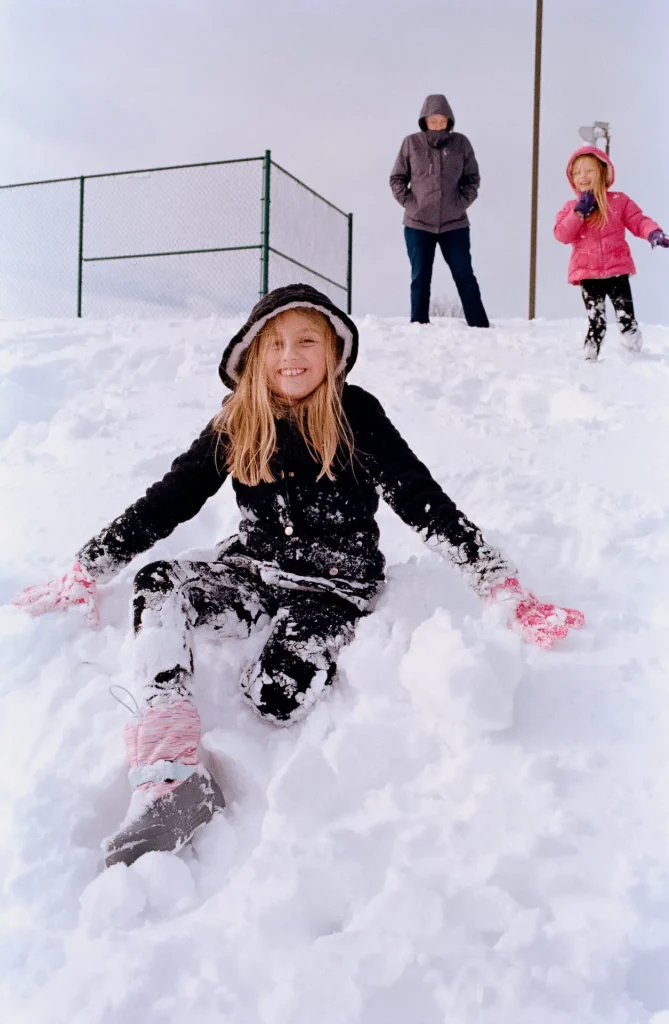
{"left": 580, "top": 275, "right": 641, "bottom": 357}
{"left": 131, "top": 558, "right": 363, "bottom": 725}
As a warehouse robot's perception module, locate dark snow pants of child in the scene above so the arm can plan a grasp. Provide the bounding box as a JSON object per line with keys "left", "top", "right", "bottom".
{"left": 131, "top": 558, "right": 363, "bottom": 725}
{"left": 580, "top": 274, "right": 641, "bottom": 359}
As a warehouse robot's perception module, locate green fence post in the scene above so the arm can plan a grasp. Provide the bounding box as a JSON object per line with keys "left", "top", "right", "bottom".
{"left": 77, "top": 176, "right": 85, "bottom": 317}
{"left": 260, "top": 150, "right": 271, "bottom": 297}
{"left": 346, "top": 213, "right": 353, "bottom": 314}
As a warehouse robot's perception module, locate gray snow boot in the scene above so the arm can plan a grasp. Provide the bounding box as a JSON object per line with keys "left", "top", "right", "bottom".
{"left": 104, "top": 768, "right": 225, "bottom": 868}
{"left": 103, "top": 696, "right": 224, "bottom": 868}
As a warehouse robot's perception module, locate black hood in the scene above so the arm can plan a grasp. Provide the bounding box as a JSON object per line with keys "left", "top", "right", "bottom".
{"left": 219, "top": 284, "right": 358, "bottom": 390}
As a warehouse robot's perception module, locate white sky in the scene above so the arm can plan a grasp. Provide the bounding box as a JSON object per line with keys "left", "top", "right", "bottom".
{"left": 2, "top": 0, "right": 668, "bottom": 323}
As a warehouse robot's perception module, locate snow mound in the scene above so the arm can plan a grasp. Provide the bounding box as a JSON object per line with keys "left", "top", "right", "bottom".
{"left": 2, "top": 313, "right": 669, "bottom": 1023}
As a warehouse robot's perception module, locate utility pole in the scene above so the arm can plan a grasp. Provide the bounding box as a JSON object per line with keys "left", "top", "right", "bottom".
{"left": 528, "top": 0, "right": 543, "bottom": 321}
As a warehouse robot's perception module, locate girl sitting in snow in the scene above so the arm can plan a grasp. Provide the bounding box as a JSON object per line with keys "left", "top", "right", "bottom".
{"left": 13, "top": 284, "right": 584, "bottom": 868}
{"left": 554, "top": 146, "right": 668, "bottom": 361}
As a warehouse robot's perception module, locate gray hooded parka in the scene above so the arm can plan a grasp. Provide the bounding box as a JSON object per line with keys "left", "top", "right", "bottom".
{"left": 390, "top": 94, "right": 481, "bottom": 234}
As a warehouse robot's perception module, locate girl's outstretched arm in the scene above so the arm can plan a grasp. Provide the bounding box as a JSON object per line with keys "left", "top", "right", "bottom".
{"left": 621, "top": 196, "right": 662, "bottom": 241}
{"left": 77, "top": 421, "right": 226, "bottom": 581}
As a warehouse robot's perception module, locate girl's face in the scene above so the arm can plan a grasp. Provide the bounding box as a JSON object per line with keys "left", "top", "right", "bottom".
{"left": 263, "top": 310, "right": 329, "bottom": 401}
{"left": 572, "top": 156, "right": 603, "bottom": 192}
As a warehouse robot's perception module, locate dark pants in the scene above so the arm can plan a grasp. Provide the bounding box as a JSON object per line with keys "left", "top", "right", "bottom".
{"left": 580, "top": 275, "right": 640, "bottom": 356}
{"left": 132, "top": 558, "right": 361, "bottom": 725}
{"left": 404, "top": 226, "right": 489, "bottom": 327}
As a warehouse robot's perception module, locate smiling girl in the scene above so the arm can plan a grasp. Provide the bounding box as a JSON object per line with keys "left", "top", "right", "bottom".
{"left": 13, "top": 284, "right": 583, "bottom": 867}
{"left": 554, "top": 146, "right": 668, "bottom": 360}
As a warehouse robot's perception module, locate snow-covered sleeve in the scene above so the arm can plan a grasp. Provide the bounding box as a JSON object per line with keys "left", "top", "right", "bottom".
{"left": 358, "top": 391, "right": 514, "bottom": 597}
{"left": 76, "top": 421, "right": 227, "bottom": 582}
{"left": 621, "top": 194, "right": 661, "bottom": 240}
{"left": 553, "top": 201, "right": 583, "bottom": 243}
{"left": 389, "top": 139, "right": 411, "bottom": 207}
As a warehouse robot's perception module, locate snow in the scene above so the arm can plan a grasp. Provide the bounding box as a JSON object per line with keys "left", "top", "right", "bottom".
{"left": 2, "top": 312, "right": 669, "bottom": 1022}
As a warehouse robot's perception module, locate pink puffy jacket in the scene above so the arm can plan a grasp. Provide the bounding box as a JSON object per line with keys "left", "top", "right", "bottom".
{"left": 554, "top": 146, "right": 661, "bottom": 285}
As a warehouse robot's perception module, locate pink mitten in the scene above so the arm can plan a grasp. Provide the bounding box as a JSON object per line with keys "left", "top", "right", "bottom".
{"left": 491, "top": 577, "right": 584, "bottom": 650}
{"left": 12, "top": 560, "right": 99, "bottom": 627}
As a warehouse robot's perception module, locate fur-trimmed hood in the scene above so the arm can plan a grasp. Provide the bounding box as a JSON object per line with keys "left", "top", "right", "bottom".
{"left": 566, "top": 146, "right": 615, "bottom": 193}
{"left": 219, "top": 284, "right": 358, "bottom": 390}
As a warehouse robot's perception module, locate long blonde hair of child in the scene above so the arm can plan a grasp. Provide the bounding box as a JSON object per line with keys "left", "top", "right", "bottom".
{"left": 214, "top": 309, "right": 354, "bottom": 486}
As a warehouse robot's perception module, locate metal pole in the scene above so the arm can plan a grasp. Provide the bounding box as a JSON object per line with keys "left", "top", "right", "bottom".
{"left": 77, "top": 176, "right": 85, "bottom": 317}
{"left": 261, "top": 150, "right": 271, "bottom": 297}
{"left": 528, "top": 0, "right": 543, "bottom": 320}
{"left": 346, "top": 213, "right": 353, "bottom": 314}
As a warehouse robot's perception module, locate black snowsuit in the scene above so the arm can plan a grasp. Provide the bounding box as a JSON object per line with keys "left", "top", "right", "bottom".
{"left": 580, "top": 275, "right": 640, "bottom": 357}
{"left": 78, "top": 284, "right": 511, "bottom": 724}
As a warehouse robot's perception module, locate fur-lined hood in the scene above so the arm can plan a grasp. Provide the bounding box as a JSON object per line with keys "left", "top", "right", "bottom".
{"left": 566, "top": 146, "right": 615, "bottom": 193}
{"left": 219, "top": 284, "right": 358, "bottom": 390}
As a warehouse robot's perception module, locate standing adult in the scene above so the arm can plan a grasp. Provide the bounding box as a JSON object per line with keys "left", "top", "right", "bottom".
{"left": 390, "top": 94, "right": 489, "bottom": 327}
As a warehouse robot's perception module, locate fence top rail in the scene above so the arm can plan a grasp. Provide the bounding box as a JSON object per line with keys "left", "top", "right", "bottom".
{"left": 0, "top": 173, "right": 81, "bottom": 190}
{"left": 270, "top": 160, "right": 350, "bottom": 218}
{"left": 0, "top": 155, "right": 266, "bottom": 191}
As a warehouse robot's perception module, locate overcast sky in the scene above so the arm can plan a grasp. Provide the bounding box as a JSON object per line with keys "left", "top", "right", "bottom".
{"left": 2, "top": 0, "right": 668, "bottom": 323}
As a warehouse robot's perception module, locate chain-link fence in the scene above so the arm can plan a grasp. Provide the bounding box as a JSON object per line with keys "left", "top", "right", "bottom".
{"left": 0, "top": 153, "right": 353, "bottom": 318}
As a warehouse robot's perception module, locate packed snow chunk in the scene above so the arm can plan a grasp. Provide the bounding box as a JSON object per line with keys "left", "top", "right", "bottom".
{"left": 130, "top": 851, "right": 197, "bottom": 916}
{"left": 399, "top": 608, "right": 521, "bottom": 741}
{"left": 79, "top": 862, "right": 147, "bottom": 933}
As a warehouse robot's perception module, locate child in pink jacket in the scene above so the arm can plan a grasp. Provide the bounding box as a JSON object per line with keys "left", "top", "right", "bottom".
{"left": 554, "top": 146, "right": 668, "bottom": 361}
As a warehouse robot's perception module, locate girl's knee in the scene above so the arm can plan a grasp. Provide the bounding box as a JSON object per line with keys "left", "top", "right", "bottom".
{"left": 133, "top": 560, "right": 180, "bottom": 595}
{"left": 132, "top": 561, "right": 182, "bottom": 633}
{"left": 241, "top": 658, "right": 335, "bottom": 726}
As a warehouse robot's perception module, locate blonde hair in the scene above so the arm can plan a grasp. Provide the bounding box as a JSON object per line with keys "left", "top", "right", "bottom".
{"left": 214, "top": 308, "right": 354, "bottom": 486}
{"left": 570, "top": 154, "right": 609, "bottom": 226}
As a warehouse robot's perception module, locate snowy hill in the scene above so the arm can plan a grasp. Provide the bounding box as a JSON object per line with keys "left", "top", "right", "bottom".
{"left": 2, "top": 313, "right": 669, "bottom": 1024}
